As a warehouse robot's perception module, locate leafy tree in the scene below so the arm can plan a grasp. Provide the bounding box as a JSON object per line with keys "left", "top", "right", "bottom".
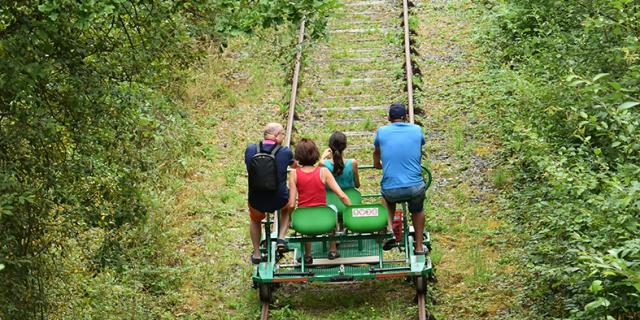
{"left": 480, "top": 0, "right": 640, "bottom": 318}
{"left": 0, "top": 0, "right": 334, "bottom": 318}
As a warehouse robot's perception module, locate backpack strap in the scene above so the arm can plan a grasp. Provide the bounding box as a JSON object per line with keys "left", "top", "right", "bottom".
{"left": 269, "top": 145, "right": 282, "bottom": 156}
{"left": 256, "top": 142, "right": 261, "bottom": 154}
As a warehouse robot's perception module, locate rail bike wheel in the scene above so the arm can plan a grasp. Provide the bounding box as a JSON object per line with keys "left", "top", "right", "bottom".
{"left": 415, "top": 276, "right": 427, "bottom": 294}
{"left": 258, "top": 283, "right": 272, "bottom": 303}
{"left": 259, "top": 283, "right": 272, "bottom": 320}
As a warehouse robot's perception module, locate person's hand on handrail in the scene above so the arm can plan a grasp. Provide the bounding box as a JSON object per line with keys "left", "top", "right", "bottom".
{"left": 373, "top": 145, "right": 382, "bottom": 169}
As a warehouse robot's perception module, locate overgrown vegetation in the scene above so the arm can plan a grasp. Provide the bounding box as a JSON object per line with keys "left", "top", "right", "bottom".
{"left": 478, "top": 0, "right": 640, "bottom": 318}
{"left": 0, "top": 1, "right": 334, "bottom": 318}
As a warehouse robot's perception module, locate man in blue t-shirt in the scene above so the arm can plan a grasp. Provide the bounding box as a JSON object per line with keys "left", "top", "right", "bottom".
{"left": 373, "top": 103, "right": 427, "bottom": 254}
{"left": 244, "top": 123, "right": 294, "bottom": 264}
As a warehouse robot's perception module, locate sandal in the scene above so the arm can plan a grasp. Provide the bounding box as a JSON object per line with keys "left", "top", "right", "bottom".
{"left": 296, "top": 255, "right": 313, "bottom": 265}
{"left": 382, "top": 237, "right": 397, "bottom": 251}
{"left": 414, "top": 249, "right": 427, "bottom": 256}
{"left": 413, "top": 241, "right": 430, "bottom": 255}
{"left": 276, "top": 238, "right": 288, "bottom": 252}
{"left": 251, "top": 254, "right": 262, "bottom": 265}
{"left": 328, "top": 251, "right": 341, "bottom": 260}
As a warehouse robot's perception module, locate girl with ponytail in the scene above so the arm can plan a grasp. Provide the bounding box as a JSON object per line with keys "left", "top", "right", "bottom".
{"left": 320, "top": 132, "right": 360, "bottom": 260}
{"left": 321, "top": 131, "right": 360, "bottom": 190}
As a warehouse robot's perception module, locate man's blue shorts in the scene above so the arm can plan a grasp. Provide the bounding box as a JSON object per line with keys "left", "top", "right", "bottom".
{"left": 381, "top": 182, "right": 426, "bottom": 214}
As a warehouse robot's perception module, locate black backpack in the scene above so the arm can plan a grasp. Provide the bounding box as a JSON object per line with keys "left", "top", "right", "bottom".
{"left": 248, "top": 143, "right": 282, "bottom": 192}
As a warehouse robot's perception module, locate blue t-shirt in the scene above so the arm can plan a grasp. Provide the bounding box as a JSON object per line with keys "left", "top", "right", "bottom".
{"left": 244, "top": 142, "right": 293, "bottom": 212}
{"left": 373, "top": 122, "right": 425, "bottom": 190}
{"left": 323, "top": 159, "right": 355, "bottom": 189}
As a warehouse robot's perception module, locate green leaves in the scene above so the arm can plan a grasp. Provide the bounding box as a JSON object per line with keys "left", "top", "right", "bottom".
{"left": 585, "top": 297, "right": 610, "bottom": 311}
{"left": 481, "top": 0, "right": 640, "bottom": 318}
{"left": 2, "top": 0, "right": 328, "bottom": 317}
{"left": 589, "top": 280, "right": 604, "bottom": 294}
{"left": 618, "top": 101, "right": 639, "bottom": 111}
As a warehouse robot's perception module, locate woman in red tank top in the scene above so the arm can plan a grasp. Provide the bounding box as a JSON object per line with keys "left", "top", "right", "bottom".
{"left": 288, "top": 139, "right": 352, "bottom": 262}
{"left": 295, "top": 166, "right": 326, "bottom": 207}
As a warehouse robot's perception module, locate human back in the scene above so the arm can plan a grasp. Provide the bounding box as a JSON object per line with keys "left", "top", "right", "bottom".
{"left": 324, "top": 159, "right": 355, "bottom": 189}
{"left": 243, "top": 122, "right": 295, "bottom": 264}
{"left": 321, "top": 131, "right": 360, "bottom": 190}
{"left": 373, "top": 103, "right": 428, "bottom": 254}
{"left": 244, "top": 124, "right": 293, "bottom": 213}
{"left": 374, "top": 122, "right": 424, "bottom": 189}
{"left": 295, "top": 166, "right": 326, "bottom": 207}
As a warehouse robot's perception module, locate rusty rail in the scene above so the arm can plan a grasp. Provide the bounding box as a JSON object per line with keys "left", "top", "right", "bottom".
{"left": 284, "top": 18, "right": 306, "bottom": 148}
{"left": 402, "top": 0, "right": 415, "bottom": 124}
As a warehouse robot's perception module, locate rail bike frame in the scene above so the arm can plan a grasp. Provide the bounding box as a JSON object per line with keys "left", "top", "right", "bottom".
{"left": 252, "top": 166, "right": 434, "bottom": 300}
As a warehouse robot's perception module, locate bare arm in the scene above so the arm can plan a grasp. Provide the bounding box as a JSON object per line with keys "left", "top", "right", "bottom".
{"left": 288, "top": 170, "right": 297, "bottom": 209}
{"left": 322, "top": 168, "right": 352, "bottom": 206}
{"left": 373, "top": 145, "right": 382, "bottom": 169}
{"left": 351, "top": 159, "right": 361, "bottom": 188}
{"left": 320, "top": 148, "right": 332, "bottom": 161}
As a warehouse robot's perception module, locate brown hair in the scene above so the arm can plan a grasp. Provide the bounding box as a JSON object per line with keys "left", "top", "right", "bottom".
{"left": 295, "top": 138, "right": 320, "bottom": 166}
{"left": 328, "top": 131, "right": 347, "bottom": 176}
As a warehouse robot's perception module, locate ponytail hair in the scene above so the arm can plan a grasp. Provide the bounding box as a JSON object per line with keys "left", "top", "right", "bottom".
{"left": 328, "top": 131, "right": 347, "bottom": 176}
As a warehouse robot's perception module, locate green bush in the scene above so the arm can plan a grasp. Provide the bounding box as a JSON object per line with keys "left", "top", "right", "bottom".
{"left": 0, "top": 0, "right": 335, "bottom": 318}
{"left": 477, "top": 0, "right": 640, "bottom": 318}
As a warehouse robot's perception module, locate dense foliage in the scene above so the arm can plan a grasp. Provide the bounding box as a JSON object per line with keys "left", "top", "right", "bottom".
{"left": 0, "top": 0, "right": 333, "bottom": 318}
{"left": 480, "top": 0, "right": 639, "bottom": 318}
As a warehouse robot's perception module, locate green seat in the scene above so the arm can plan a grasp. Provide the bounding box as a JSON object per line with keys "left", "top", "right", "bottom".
{"left": 326, "top": 188, "right": 362, "bottom": 214}
{"left": 343, "top": 204, "right": 388, "bottom": 233}
{"left": 291, "top": 206, "right": 337, "bottom": 235}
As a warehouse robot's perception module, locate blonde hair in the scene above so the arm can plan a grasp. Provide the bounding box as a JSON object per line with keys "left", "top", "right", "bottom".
{"left": 263, "top": 123, "right": 284, "bottom": 140}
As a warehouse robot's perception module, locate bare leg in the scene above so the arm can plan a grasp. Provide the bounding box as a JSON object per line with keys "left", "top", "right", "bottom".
{"left": 329, "top": 239, "right": 337, "bottom": 252}
{"left": 250, "top": 219, "right": 262, "bottom": 258}
{"left": 381, "top": 197, "right": 396, "bottom": 235}
{"left": 304, "top": 242, "right": 312, "bottom": 257}
{"left": 411, "top": 211, "right": 425, "bottom": 252}
{"left": 278, "top": 206, "right": 293, "bottom": 239}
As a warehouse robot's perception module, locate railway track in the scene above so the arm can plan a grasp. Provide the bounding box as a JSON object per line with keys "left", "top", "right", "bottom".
{"left": 265, "top": 0, "right": 430, "bottom": 319}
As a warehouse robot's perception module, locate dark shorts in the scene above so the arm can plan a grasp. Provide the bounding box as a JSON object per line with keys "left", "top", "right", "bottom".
{"left": 381, "top": 182, "right": 426, "bottom": 214}
{"left": 248, "top": 186, "right": 289, "bottom": 214}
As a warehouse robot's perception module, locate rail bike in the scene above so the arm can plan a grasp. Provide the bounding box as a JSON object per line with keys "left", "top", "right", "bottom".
{"left": 253, "top": 166, "right": 434, "bottom": 319}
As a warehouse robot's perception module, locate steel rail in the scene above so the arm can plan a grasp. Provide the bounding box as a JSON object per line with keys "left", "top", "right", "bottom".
{"left": 272, "top": 5, "right": 428, "bottom": 320}
{"left": 403, "top": 5, "right": 430, "bottom": 320}
{"left": 260, "top": 303, "right": 269, "bottom": 320}
{"left": 418, "top": 292, "right": 427, "bottom": 320}
{"left": 402, "top": 0, "right": 415, "bottom": 124}
{"left": 285, "top": 18, "right": 306, "bottom": 148}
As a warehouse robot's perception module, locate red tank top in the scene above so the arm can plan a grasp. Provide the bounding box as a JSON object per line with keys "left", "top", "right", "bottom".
{"left": 296, "top": 167, "right": 326, "bottom": 207}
